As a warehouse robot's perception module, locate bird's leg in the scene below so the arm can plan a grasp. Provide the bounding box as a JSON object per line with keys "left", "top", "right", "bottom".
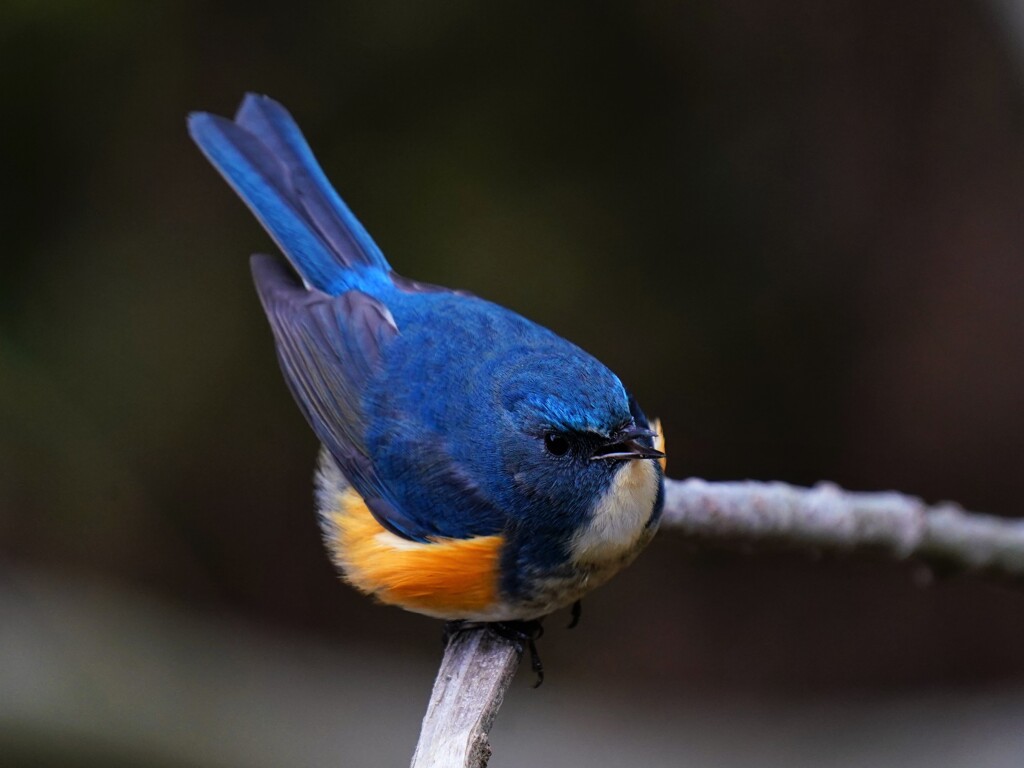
{"left": 487, "top": 620, "right": 545, "bottom": 687}
{"left": 567, "top": 599, "right": 582, "bottom": 629}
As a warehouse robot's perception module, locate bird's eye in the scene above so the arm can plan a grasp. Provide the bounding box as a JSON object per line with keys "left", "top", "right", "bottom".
{"left": 544, "top": 432, "right": 571, "bottom": 457}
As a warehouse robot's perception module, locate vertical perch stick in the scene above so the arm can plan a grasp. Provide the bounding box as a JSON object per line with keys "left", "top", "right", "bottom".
{"left": 411, "top": 627, "right": 520, "bottom": 768}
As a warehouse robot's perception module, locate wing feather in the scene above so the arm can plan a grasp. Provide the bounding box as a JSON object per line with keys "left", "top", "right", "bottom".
{"left": 251, "top": 255, "right": 442, "bottom": 541}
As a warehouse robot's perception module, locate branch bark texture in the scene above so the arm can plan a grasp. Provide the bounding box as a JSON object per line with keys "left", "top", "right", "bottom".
{"left": 411, "top": 477, "right": 1024, "bottom": 766}
{"left": 662, "top": 478, "right": 1024, "bottom": 574}
{"left": 411, "top": 627, "right": 520, "bottom": 768}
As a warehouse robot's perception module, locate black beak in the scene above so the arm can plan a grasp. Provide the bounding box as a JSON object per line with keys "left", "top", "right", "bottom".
{"left": 590, "top": 427, "right": 665, "bottom": 462}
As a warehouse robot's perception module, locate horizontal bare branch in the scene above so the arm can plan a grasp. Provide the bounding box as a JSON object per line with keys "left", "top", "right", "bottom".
{"left": 661, "top": 478, "right": 1024, "bottom": 574}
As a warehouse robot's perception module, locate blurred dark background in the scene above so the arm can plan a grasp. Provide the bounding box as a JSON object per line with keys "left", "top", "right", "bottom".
{"left": 3, "top": 2, "right": 1024, "bottom": 766}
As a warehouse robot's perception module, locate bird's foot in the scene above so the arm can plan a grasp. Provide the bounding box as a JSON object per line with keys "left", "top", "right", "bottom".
{"left": 489, "top": 620, "right": 545, "bottom": 687}
{"left": 441, "top": 618, "right": 546, "bottom": 687}
{"left": 442, "top": 619, "right": 469, "bottom": 647}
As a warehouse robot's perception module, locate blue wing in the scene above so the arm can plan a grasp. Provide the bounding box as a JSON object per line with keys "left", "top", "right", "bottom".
{"left": 189, "top": 94, "right": 390, "bottom": 295}
{"left": 252, "top": 255, "right": 446, "bottom": 541}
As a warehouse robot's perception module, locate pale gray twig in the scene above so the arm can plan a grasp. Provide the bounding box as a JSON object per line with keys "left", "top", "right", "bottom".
{"left": 662, "top": 478, "right": 1024, "bottom": 574}
{"left": 411, "top": 627, "right": 520, "bottom": 768}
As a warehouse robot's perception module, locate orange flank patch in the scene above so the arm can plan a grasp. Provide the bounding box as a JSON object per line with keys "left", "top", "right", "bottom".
{"left": 325, "top": 488, "right": 503, "bottom": 618}
{"left": 651, "top": 418, "right": 667, "bottom": 472}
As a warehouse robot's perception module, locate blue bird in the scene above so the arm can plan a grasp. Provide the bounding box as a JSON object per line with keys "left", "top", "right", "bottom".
{"left": 188, "top": 94, "right": 666, "bottom": 641}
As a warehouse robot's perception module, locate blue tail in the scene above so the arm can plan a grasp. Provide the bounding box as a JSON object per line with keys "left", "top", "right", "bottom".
{"left": 188, "top": 94, "right": 391, "bottom": 295}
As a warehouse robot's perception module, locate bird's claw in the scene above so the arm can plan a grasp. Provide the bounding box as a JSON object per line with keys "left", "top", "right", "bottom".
{"left": 441, "top": 618, "right": 546, "bottom": 687}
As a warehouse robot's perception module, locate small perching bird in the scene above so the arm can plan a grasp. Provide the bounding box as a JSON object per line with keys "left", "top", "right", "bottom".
{"left": 188, "top": 95, "right": 666, "bottom": 665}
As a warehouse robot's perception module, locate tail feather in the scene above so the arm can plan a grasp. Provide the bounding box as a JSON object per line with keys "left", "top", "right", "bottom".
{"left": 234, "top": 95, "right": 389, "bottom": 274}
{"left": 188, "top": 95, "right": 390, "bottom": 294}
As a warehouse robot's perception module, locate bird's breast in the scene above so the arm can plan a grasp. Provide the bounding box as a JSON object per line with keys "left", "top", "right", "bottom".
{"left": 313, "top": 426, "right": 666, "bottom": 622}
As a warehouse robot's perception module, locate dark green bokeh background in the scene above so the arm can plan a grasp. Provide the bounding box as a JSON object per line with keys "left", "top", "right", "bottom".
{"left": 3, "top": 2, "right": 1024, "bottom": 765}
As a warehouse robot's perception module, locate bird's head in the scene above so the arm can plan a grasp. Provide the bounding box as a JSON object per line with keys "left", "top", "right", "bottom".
{"left": 492, "top": 347, "right": 664, "bottom": 550}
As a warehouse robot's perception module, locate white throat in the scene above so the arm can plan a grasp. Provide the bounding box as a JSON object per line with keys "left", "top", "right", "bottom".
{"left": 569, "top": 459, "right": 660, "bottom": 565}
